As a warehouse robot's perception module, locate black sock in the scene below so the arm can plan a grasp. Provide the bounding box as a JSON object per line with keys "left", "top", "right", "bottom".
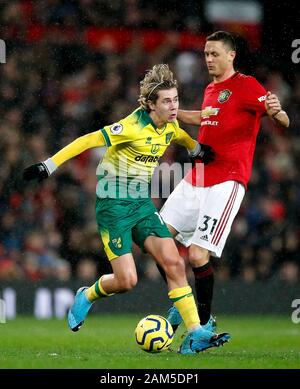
{"left": 156, "top": 264, "right": 167, "bottom": 283}
{"left": 192, "top": 262, "right": 214, "bottom": 325}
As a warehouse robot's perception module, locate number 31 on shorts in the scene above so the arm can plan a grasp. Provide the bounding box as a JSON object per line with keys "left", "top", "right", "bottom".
{"left": 198, "top": 215, "right": 218, "bottom": 235}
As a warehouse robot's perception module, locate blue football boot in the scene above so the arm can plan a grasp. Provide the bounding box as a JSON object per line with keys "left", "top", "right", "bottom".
{"left": 68, "top": 287, "right": 93, "bottom": 332}
{"left": 167, "top": 305, "right": 217, "bottom": 333}
{"left": 167, "top": 305, "right": 183, "bottom": 332}
{"left": 202, "top": 315, "right": 217, "bottom": 332}
{"left": 179, "top": 327, "right": 230, "bottom": 354}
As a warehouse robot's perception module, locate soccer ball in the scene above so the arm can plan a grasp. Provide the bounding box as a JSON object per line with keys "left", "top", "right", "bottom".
{"left": 135, "top": 314, "right": 174, "bottom": 352}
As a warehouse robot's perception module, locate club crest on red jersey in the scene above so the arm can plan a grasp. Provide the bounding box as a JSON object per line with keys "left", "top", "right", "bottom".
{"left": 218, "top": 89, "right": 232, "bottom": 103}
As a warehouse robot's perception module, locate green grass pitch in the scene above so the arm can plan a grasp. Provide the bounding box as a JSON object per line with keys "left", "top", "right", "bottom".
{"left": 0, "top": 314, "right": 300, "bottom": 369}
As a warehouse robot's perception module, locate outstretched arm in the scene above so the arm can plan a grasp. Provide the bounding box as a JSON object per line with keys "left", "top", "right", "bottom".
{"left": 23, "top": 130, "right": 106, "bottom": 181}
{"left": 177, "top": 110, "right": 202, "bottom": 125}
{"left": 265, "top": 91, "right": 290, "bottom": 128}
{"left": 51, "top": 131, "right": 105, "bottom": 166}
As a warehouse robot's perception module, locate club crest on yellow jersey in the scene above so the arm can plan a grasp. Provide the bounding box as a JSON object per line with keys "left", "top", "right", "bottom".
{"left": 165, "top": 132, "right": 173, "bottom": 144}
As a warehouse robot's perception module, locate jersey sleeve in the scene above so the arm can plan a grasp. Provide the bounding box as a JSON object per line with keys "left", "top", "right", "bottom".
{"left": 100, "top": 121, "right": 135, "bottom": 147}
{"left": 241, "top": 76, "right": 267, "bottom": 115}
{"left": 51, "top": 130, "right": 106, "bottom": 167}
{"left": 174, "top": 126, "right": 197, "bottom": 150}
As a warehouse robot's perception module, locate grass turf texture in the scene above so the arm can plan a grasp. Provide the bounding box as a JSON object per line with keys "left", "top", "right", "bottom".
{"left": 0, "top": 315, "right": 299, "bottom": 369}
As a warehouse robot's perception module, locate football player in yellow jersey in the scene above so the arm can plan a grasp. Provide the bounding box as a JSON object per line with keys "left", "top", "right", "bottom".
{"left": 23, "top": 64, "right": 230, "bottom": 354}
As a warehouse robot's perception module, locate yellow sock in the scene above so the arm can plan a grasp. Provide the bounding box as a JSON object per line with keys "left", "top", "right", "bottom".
{"left": 168, "top": 286, "right": 200, "bottom": 331}
{"left": 85, "top": 276, "right": 115, "bottom": 302}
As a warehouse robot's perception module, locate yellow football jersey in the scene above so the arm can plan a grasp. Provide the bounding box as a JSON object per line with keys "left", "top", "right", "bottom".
{"left": 97, "top": 107, "right": 183, "bottom": 199}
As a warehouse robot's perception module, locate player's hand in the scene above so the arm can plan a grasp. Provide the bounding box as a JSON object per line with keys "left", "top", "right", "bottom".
{"left": 23, "top": 162, "right": 50, "bottom": 182}
{"left": 189, "top": 143, "right": 215, "bottom": 165}
{"left": 265, "top": 91, "right": 282, "bottom": 117}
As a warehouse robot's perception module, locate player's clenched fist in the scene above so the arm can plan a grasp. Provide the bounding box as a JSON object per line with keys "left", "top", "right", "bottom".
{"left": 265, "top": 91, "right": 282, "bottom": 117}
{"left": 23, "top": 162, "right": 50, "bottom": 182}
{"left": 189, "top": 142, "right": 215, "bottom": 165}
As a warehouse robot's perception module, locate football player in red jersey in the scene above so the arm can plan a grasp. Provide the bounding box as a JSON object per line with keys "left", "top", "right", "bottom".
{"left": 160, "top": 31, "right": 290, "bottom": 333}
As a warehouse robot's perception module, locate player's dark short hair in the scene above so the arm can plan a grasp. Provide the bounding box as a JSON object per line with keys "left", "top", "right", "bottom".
{"left": 206, "top": 31, "right": 236, "bottom": 51}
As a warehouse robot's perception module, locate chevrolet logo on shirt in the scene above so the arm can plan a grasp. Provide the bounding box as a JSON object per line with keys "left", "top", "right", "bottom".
{"left": 201, "top": 106, "right": 220, "bottom": 119}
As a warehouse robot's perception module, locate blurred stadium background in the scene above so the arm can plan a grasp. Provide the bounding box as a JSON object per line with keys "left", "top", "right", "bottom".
{"left": 0, "top": 0, "right": 300, "bottom": 321}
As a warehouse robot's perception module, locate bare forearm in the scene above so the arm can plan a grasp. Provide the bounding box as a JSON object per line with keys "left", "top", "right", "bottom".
{"left": 177, "top": 110, "right": 202, "bottom": 125}
{"left": 265, "top": 92, "right": 289, "bottom": 128}
{"left": 271, "top": 110, "right": 290, "bottom": 128}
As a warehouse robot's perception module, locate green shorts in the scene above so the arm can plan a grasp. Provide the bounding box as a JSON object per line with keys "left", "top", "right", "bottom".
{"left": 95, "top": 197, "right": 172, "bottom": 261}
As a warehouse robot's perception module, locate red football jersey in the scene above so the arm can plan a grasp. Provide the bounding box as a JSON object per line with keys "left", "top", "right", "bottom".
{"left": 185, "top": 72, "right": 267, "bottom": 189}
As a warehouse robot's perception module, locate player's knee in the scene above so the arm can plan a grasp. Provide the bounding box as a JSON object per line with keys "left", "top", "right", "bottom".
{"left": 117, "top": 273, "right": 138, "bottom": 292}
{"left": 188, "top": 245, "right": 210, "bottom": 267}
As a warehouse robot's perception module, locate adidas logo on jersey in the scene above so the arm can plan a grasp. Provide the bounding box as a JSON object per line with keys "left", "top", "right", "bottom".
{"left": 200, "top": 235, "right": 209, "bottom": 241}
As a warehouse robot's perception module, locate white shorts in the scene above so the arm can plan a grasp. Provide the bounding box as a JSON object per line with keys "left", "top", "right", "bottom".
{"left": 160, "top": 179, "right": 245, "bottom": 257}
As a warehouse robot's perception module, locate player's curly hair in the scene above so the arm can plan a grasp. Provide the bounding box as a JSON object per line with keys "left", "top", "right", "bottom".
{"left": 138, "top": 64, "right": 178, "bottom": 112}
